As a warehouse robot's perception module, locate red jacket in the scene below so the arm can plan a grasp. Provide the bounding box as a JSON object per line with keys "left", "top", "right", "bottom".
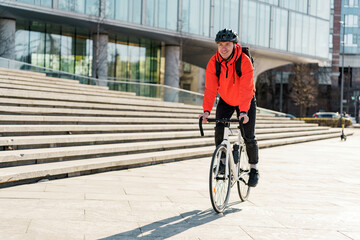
{"left": 203, "top": 43, "right": 255, "bottom": 114}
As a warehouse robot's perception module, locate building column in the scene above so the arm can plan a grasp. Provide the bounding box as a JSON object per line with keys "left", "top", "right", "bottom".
{"left": 92, "top": 33, "right": 108, "bottom": 86}
{"left": 164, "top": 45, "right": 180, "bottom": 88}
{"left": 164, "top": 45, "right": 181, "bottom": 102}
{"left": 0, "top": 18, "right": 16, "bottom": 60}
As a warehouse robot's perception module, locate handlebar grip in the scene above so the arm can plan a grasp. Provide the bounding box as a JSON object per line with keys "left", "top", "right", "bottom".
{"left": 239, "top": 118, "right": 245, "bottom": 137}
{"left": 199, "top": 117, "right": 204, "bottom": 136}
{"left": 239, "top": 118, "right": 244, "bottom": 125}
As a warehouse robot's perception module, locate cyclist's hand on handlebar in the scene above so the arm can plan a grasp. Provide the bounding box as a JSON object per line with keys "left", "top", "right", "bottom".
{"left": 239, "top": 113, "right": 249, "bottom": 124}
{"left": 199, "top": 111, "right": 210, "bottom": 123}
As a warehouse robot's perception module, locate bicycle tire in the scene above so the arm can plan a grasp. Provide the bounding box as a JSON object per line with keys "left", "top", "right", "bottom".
{"left": 209, "top": 144, "right": 231, "bottom": 213}
{"left": 237, "top": 146, "right": 250, "bottom": 201}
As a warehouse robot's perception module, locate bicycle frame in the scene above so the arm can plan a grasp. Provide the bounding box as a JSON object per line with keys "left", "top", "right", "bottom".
{"left": 199, "top": 117, "right": 251, "bottom": 211}
{"left": 199, "top": 117, "right": 248, "bottom": 184}
{"left": 220, "top": 124, "right": 247, "bottom": 186}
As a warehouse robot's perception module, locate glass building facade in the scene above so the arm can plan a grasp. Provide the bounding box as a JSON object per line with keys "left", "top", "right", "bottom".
{"left": 14, "top": 20, "right": 161, "bottom": 83}
{"left": 11, "top": 0, "right": 332, "bottom": 83}
{"left": 15, "top": 21, "right": 93, "bottom": 76}
{"left": 341, "top": 0, "right": 360, "bottom": 54}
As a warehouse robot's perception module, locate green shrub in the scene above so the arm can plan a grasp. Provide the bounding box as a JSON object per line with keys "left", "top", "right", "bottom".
{"left": 295, "top": 118, "right": 352, "bottom": 128}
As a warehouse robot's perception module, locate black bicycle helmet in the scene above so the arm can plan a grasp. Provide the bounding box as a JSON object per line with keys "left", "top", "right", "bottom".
{"left": 215, "top": 28, "right": 238, "bottom": 43}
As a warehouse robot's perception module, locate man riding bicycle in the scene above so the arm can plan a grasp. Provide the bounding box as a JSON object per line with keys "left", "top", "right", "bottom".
{"left": 199, "top": 28, "right": 259, "bottom": 187}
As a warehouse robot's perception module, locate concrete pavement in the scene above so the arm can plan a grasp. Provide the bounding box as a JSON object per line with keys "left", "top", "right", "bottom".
{"left": 0, "top": 129, "right": 359, "bottom": 240}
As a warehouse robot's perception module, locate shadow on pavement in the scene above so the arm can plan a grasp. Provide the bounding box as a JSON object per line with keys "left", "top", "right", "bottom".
{"left": 100, "top": 202, "right": 243, "bottom": 239}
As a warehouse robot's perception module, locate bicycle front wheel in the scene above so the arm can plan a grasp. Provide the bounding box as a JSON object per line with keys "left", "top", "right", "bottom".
{"left": 209, "top": 144, "right": 231, "bottom": 213}
{"left": 237, "top": 146, "right": 250, "bottom": 201}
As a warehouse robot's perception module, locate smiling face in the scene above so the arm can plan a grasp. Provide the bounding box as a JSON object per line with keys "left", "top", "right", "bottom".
{"left": 217, "top": 41, "right": 235, "bottom": 59}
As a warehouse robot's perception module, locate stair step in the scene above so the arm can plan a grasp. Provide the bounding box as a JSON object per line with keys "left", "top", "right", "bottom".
{"left": 0, "top": 131, "right": 214, "bottom": 147}
{"left": 258, "top": 132, "right": 347, "bottom": 148}
{"left": 0, "top": 146, "right": 214, "bottom": 186}
{"left": 0, "top": 132, "right": 348, "bottom": 187}
{"left": 0, "top": 137, "right": 215, "bottom": 166}
{"left": 0, "top": 77, "right": 134, "bottom": 96}
{"left": 0, "top": 129, "right": 346, "bottom": 166}
{"left": 0, "top": 124, "right": 212, "bottom": 134}
{"left": 0, "top": 129, "right": 340, "bottom": 148}
{"left": 0, "top": 67, "right": 46, "bottom": 77}
{"left": 0, "top": 115, "right": 304, "bottom": 125}
{"left": 0, "top": 74, "right": 106, "bottom": 88}
{"left": 0, "top": 106, "right": 294, "bottom": 121}
{"left": 0, "top": 67, "right": 349, "bottom": 188}
{"left": 0, "top": 82, "right": 159, "bottom": 102}
{"left": 0, "top": 88, "right": 195, "bottom": 109}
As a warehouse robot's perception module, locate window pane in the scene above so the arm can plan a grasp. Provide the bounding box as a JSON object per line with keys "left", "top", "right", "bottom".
{"left": 241, "top": 0, "right": 257, "bottom": 45}
{"left": 316, "top": 19, "right": 329, "bottom": 58}
{"left": 17, "top": 0, "right": 34, "bottom": 4}
{"left": 309, "top": 0, "right": 317, "bottom": 16}
{"left": 129, "top": 0, "right": 142, "bottom": 24}
{"left": 105, "top": 0, "right": 115, "bottom": 19}
{"left": 257, "top": 3, "right": 270, "bottom": 47}
{"left": 15, "top": 27, "right": 30, "bottom": 62}
{"left": 272, "top": 7, "right": 288, "bottom": 51}
{"left": 45, "top": 24, "right": 61, "bottom": 71}
{"left": 302, "top": 15, "right": 310, "bottom": 55}
{"left": 115, "top": 0, "right": 128, "bottom": 22}
{"left": 182, "top": 0, "right": 210, "bottom": 36}
{"left": 85, "top": 0, "right": 100, "bottom": 16}
{"left": 58, "top": 0, "right": 69, "bottom": 10}
{"left": 317, "top": 0, "right": 330, "bottom": 19}
{"left": 309, "top": 17, "right": 316, "bottom": 55}
{"left": 75, "top": 0, "right": 85, "bottom": 14}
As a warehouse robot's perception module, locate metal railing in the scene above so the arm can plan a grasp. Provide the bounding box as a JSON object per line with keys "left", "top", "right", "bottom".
{"left": 0, "top": 57, "right": 284, "bottom": 116}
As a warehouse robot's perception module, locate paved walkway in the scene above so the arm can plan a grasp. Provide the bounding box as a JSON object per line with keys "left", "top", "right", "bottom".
{"left": 0, "top": 129, "right": 359, "bottom": 240}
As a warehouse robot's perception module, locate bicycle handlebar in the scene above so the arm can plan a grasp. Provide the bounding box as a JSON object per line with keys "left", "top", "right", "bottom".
{"left": 199, "top": 117, "right": 245, "bottom": 137}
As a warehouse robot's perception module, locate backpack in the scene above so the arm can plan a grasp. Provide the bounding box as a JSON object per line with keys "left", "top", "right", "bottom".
{"left": 215, "top": 47, "right": 254, "bottom": 78}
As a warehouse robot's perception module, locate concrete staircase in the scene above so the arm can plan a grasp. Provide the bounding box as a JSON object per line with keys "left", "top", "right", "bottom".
{"left": 0, "top": 67, "right": 343, "bottom": 187}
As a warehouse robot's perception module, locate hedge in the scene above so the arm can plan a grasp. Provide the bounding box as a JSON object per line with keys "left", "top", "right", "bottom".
{"left": 295, "top": 118, "right": 352, "bottom": 128}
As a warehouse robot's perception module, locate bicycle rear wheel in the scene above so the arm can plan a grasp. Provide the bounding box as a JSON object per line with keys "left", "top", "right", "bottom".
{"left": 237, "top": 146, "right": 250, "bottom": 201}
{"left": 209, "top": 144, "right": 231, "bottom": 213}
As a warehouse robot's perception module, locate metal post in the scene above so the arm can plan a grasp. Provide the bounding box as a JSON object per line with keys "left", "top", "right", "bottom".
{"left": 340, "top": 17, "right": 345, "bottom": 115}
{"left": 279, "top": 71, "right": 283, "bottom": 112}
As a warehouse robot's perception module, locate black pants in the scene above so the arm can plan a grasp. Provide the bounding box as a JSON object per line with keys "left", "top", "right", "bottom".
{"left": 215, "top": 97, "right": 259, "bottom": 164}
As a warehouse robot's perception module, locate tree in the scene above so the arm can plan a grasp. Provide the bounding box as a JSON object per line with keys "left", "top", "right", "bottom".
{"left": 289, "top": 64, "right": 318, "bottom": 117}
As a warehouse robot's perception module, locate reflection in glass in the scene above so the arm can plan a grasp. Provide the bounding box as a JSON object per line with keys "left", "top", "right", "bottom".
{"left": 146, "top": 0, "right": 178, "bottom": 30}
{"left": 309, "top": 17, "right": 316, "bottom": 56}
{"left": 213, "top": 0, "right": 239, "bottom": 36}
{"left": 107, "top": 35, "right": 161, "bottom": 86}
{"left": 182, "top": 0, "right": 211, "bottom": 36}
{"left": 317, "top": 0, "right": 330, "bottom": 19}
{"left": 316, "top": 19, "right": 329, "bottom": 58}
{"left": 106, "top": 0, "right": 141, "bottom": 24}
{"left": 15, "top": 20, "right": 93, "bottom": 76}
{"left": 257, "top": 3, "right": 270, "bottom": 47}
{"left": 272, "top": 7, "right": 288, "bottom": 51}
{"left": 241, "top": 0, "right": 257, "bottom": 45}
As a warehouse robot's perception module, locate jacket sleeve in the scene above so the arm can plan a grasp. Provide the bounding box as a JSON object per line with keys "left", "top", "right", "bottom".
{"left": 203, "top": 56, "right": 219, "bottom": 113}
{"left": 238, "top": 55, "right": 255, "bottom": 113}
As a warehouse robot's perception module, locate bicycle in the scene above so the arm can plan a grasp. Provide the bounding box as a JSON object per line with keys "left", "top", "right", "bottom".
{"left": 199, "top": 117, "right": 251, "bottom": 213}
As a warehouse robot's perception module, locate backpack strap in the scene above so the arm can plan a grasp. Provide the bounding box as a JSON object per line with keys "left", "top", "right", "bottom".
{"left": 215, "top": 60, "right": 221, "bottom": 78}
{"left": 216, "top": 46, "right": 253, "bottom": 79}
{"left": 235, "top": 52, "right": 242, "bottom": 78}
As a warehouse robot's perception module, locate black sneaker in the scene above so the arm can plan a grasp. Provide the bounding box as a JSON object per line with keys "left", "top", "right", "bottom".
{"left": 248, "top": 168, "right": 259, "bottom": 187}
